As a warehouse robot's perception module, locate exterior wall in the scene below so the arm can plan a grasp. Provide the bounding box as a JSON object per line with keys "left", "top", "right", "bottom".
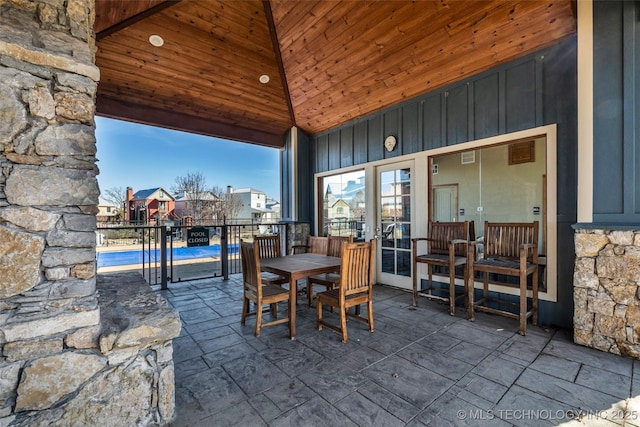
{"left": 573, "top": 226, "right": 640, "bottom": 358}
{"left": 97, "top": 201, "right": 117, "bottom": 223}
{"left": 304, "top": 38, "right": 578, "bottom": 328}
{"left": 569, "top": 1, "right": 640, "bottom": 358}
{"left": 0, "top": 1, "right": 179, "bottom": 424}
{"left": 592, "top": 1, "right": 640, "bottom": 223}
{"left": 234, "top": 191, "right": 253, "bottom": 219}
{"left": 147, "top": 198, "right": 175, "bottom": 224}
{"left": 233, "top": 188, "right": 271, "bottom": 221}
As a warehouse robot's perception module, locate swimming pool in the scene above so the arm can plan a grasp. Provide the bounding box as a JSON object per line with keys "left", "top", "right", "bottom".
{"left": 97, "top": 244, "right": 240, "bottom": 267}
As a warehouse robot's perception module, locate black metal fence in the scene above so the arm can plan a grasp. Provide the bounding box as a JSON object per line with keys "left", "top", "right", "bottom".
{"left": 96, "top": 222, "right": 293, "bottom": 288}
{"left": 322, "top": 218, "right": 365, "bottom": 240}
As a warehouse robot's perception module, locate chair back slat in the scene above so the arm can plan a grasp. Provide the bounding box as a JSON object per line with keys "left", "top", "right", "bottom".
{"left": 428, "top": 221, "right": 471, "bottom": 256}
{"left": 308, "top": 236, "right": 329, "bottom": 255}
{"left": 483, "top": 221, "right": 538, "bottom": 259}
{"left": 339, "top": 240, "right": 375, "bottom": 295}
{"left": 327, "top": 235, "right": 353, "bottom": 257}
{"left": 254, "top": 235, "right": 282, "bottom": 259}
{"left": 240, "top": 241, "right": 262, "bottom": 298}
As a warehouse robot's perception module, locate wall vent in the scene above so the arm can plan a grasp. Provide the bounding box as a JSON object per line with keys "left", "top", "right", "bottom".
{"left": 461, "top": 151, "right": 476, "bottom": 164}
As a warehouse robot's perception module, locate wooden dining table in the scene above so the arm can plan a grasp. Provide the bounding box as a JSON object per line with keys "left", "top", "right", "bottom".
{"left": 260, "top": 253, "right": 341, "bottom": 339}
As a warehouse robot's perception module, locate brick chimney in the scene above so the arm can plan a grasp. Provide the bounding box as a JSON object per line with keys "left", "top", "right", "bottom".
{"left": 126, "top": 187, "right": 133, "bottom": 221}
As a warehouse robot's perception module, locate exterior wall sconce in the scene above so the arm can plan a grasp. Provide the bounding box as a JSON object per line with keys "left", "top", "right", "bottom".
{"left": 384, "top": 135, "right": 397, "bottom": 152}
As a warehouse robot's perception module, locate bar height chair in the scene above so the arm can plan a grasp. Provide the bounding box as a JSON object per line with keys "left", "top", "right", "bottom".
{"left": 467, "top": 221, "right": 539, "bottom": 335}
{"left": 412, "top": 221, "right": 474, "bottom": 315}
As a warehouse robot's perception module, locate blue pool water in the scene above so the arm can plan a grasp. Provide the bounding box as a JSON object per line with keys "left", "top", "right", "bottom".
{"left": 97, "top": 244, "right": 239, "bottom": 267}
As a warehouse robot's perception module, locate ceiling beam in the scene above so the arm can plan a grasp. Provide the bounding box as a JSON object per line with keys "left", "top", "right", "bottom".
{"left": 96, "top": 95, "right": 285, "bottom": 149}
{"left": 262, "top": 0, "right": 296, "bottom": 126}
{"left": 96, "top": 0, "right": 182, "bottom": 41}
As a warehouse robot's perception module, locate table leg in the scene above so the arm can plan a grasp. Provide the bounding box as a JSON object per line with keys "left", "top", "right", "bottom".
{"left": 289, "top": 277, "right": 297, "bottom": 339}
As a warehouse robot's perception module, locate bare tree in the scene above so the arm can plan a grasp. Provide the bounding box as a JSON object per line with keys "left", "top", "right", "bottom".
{"left": 211, "top": 185, "right": 241, "bottom": 222}
{"left": 102, "top": 186, "right": 126, "bottom": 221}
{"left": 172, "top": 172, "right": 214, "bottom": 223}
{"left": 349, "top": 191, "right": 366, "bottom": 220}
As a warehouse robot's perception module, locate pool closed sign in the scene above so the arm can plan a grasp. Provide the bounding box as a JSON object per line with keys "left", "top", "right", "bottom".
{"left": 186, "top": 227, "right": 209, "bottom": 247}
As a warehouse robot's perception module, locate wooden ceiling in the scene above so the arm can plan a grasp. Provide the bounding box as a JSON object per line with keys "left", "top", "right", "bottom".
{"left": 95, "top": 0, "right": 576, "bottom": 148}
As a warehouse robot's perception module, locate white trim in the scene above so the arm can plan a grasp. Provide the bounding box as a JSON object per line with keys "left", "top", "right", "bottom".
{"left": 577, "top": 0, "right": 594, "bottom": 223}
{"left": 374, "top": 160, "right": 415, "bottom": 289}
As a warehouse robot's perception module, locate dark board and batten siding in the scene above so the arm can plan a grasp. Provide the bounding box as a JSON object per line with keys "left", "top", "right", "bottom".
{"left": 311, "top": 38, "right": 576, "bottom": 217}
{"left": 593, "top": 0, "right": 640, "bottom": 222}
{"left": 307, "top": 37, "right": 578, "bottom": 328}
{"left": 311, "top": 42, "right": 565, "bottom": 174}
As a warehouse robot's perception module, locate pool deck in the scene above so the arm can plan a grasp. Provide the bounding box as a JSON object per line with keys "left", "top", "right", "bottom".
{"left": 153, "top": 274, "right": 640, "bottom": 427}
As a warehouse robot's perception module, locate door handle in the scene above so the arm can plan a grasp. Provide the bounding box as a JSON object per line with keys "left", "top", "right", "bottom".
{"left": 373, "top": 227, "right": 381, "bottom": 241}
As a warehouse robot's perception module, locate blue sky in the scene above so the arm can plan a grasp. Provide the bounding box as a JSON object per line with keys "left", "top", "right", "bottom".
{"left": 95, "top": 117, "right": 281, "bottom": 200}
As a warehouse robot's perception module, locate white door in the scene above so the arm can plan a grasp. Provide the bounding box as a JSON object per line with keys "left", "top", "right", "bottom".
{"left": 432, "top": 185, "right": 458, "bottom": 222}
{"left": 375, "top": 161, "right": 413, "bottom": 289}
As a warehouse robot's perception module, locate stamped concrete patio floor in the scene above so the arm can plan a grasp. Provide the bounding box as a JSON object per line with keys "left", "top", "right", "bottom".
{"left": 160, "top": 275, "right": 640, "bottom": 426}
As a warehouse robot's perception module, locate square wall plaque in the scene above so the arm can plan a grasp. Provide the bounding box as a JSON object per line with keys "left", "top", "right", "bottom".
{"left": 509, "top": 141, "right": 535, "bottom": 165}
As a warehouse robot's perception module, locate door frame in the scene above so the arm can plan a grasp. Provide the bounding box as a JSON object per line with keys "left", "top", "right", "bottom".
{"left": 374, "top": 160, "right": 414, "bottom": 289}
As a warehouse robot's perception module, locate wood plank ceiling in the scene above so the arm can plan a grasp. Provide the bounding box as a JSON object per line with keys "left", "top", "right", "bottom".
{"left": 95, "top": 0, "right": 576, "bottom": 149}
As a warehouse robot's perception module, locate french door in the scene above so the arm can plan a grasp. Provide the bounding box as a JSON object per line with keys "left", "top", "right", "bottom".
{"left": 375, "top": 161, "right": 413, "bottom": 289}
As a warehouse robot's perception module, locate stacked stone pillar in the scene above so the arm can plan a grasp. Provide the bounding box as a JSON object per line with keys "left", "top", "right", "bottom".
{"left": 574, "top": 227, "right": 640, "bottom": 358}
{"left": 0, "top": 1, "right": 179, "bottom": 425}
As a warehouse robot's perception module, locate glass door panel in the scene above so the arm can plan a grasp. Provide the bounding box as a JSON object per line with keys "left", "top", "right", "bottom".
{"left": 376, "top": 161, "right": 413, "bottom": 289}
{"left": 429, "top": 137, "right": 547, "bottom": 291}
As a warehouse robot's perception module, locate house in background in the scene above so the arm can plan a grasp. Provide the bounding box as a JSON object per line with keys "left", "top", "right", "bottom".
{"left": 125, "top": 187, "right": 175, "bottom": 225}
{"left": 328, "top": 199, "right": 350, "bottom": 221}
{"left": 173, "top": 190, "right": 220, "bottom": 224}
{"left": 96, "top": 197, "right": 118, "bottom": 224}
{"left": 229, "top": 187, "right": 277, "bottom": 223}
{"left": 264, "top": 197, "right": 281, "bottom": 222}
{"left": 323, "top": 178, "right": 365, "bottom": 226}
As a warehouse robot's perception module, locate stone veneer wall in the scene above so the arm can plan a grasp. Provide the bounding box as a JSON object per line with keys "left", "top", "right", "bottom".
{"left": 574, "top": 226, "right": 640, "bottom": 358}
{"left": 0, "top": 1, "right": 180, "bottom": 425}
{"left": 285, "top": 222, "right": 311, "bottom": 254}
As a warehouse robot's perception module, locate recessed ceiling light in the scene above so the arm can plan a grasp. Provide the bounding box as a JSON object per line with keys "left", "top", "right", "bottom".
{"left": 259, "top": 74, "right": 270, "bottom": 84}
{"left": 149, "top": 35, "right": 164, "bottom": 47}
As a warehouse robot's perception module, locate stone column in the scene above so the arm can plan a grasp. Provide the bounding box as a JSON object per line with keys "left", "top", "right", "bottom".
{"left": 573, "top": 226, "right": 640, "bottom": 358}
{"left": 0, "top": 0, "right": 101, "bottom": 422}
{"left": 1, "top": 2, "right": 180, "bottom": 424}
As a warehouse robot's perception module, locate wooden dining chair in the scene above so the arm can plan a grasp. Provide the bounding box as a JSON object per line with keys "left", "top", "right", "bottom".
{"left": 290, "top": 236, "right": 328, "bottom": 255}
{"left": 240, "top": 241, "right": 290, "bottom": 337}
{"left": 253, "top": 235, "right": 288, "bottom": 286}
{"left": 316, "top": 240, "right": 375, "bottom": 343}
{"left": 306, "top": 235, "right": 353, "bottom": 307}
